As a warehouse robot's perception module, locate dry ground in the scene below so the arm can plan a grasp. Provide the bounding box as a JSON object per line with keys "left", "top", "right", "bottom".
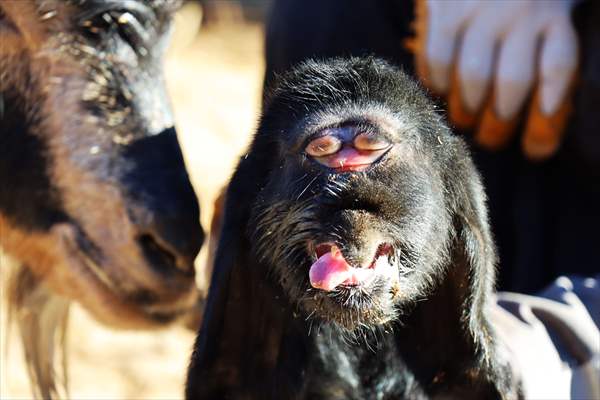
{"left": 0, "top": 7, "right": 264, "bottom": 399}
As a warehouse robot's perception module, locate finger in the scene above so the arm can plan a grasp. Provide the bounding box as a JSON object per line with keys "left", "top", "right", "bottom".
{"left": 522, "top": 21, "right": 578, "bottom": 160}
{"left": 539, "top": 19, "right": 578, "bottom": 115}
{"left": 456, "top": 9, "right": 499, "bottom": 113}
{"left": 475, "top": 94, "right": 519, "bottom": 150}
{"left": 495, "top": 21, "right": 538, "bottom": 120}
{"left": 448, "top": 69, "right": 478, "bottom": 130}
{"left": 474, "top": 20, "right": 539, "bottom": 151}
{"left": 425, "top": 2, "right": 465, "bottom": 93}
{"left": 415, "top": 1, "right": 475, "bottom": 94}
{"left": 522, "top": 85, "right": 574, "bottom": 161}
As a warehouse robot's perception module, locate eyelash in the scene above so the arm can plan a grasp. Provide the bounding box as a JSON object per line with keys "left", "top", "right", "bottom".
{"left": 79, "top": 10, "right": 150, "bottom": 56}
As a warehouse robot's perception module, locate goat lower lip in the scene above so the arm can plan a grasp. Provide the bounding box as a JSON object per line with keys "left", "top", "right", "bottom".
{"left": 55, "top": 224, "right": 197, "bottom": 324}
{"left": 58, "top": 225, "right": 117, "bottom": 291}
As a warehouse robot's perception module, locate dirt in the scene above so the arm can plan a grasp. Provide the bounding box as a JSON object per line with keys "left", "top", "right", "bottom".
{"left": 0, "top": 11, "right": 264, "bottom": 399}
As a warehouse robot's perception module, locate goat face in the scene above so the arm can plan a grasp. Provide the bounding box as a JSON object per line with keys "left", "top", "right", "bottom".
{"left": 250, "top": 62, "right": 453, "bottom": 331}
{"left": 0, "top": 0, "right": 204, "bottom": 328}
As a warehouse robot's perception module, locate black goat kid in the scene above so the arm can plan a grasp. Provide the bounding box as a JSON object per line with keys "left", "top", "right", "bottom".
{"left": 186, "top": 58, "right": 520, "bottom": 399}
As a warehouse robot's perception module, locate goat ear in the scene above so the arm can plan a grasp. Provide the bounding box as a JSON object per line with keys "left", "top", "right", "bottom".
{"left": 446, "top": 149, "right": 522, "bottom": 400}
{"left": 445, "top": 142, "right": 497, "bottom": 343}
{"left": 186, "top": 144, "right": 289, "bottom": 399}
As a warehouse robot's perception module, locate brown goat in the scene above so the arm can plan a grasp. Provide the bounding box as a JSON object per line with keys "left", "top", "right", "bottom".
{"left": 0, "top": 0, "right": 203, "bottom": 397}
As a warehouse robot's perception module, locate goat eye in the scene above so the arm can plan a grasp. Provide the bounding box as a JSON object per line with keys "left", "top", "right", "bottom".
{"left": 354, "top": 132, "right": 391, "bottom": 151}
{"left": 306, "top": 135, "right": 342, "bottom": 157}
{"left": 113, "top": 12, "right": 149, "bottom": 55}
{"left": 79, "top": 9, "right": 151, "bottom": 56}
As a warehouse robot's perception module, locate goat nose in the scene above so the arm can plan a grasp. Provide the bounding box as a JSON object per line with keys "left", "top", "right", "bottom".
{"left": 119, "top": 127, "right": 204, "bottom": 274}
{"left": 137, "top": 211, "right": 204, "bottom": 274}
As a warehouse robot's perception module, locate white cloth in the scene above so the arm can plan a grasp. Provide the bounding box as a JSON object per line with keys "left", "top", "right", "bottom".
{"left": 491, "top": 276, "right": 600, "bottom": 399}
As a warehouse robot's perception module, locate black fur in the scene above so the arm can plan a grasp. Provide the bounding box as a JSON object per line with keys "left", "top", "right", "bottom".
{"left": 186, "top": 58, "right": 519, "bottom": 399}
{"left": 0, "top": 85, "right": 68, "bottom": 231}
{"left": 121, "top": 127, "right": 203, "bottom": 268}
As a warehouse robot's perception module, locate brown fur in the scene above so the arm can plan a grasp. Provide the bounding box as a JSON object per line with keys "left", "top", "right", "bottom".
{"left": 1, "top": 1, "right": 202, "bottom": 397}
{"left": 5, "top": 262, "right": 70, "bottom": 400}
{"left": 201, "top": 189, "right": 227, "bottom": 292}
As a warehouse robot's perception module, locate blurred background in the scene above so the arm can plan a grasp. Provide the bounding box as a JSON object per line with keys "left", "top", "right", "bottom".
{"left": 1, "top": 1, "right": 270, "bottom": 398}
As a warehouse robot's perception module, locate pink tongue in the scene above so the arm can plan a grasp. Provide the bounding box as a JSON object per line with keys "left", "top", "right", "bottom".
{"left": 309, "top": 247, "right": 375, "bottom": 291}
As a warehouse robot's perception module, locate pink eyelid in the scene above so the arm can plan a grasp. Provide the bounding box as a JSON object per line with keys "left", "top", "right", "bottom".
{"left": 304, "top": 132, "right": 393, "bottom": 172}
{"left": 305, "top": 132, "right": 391, "bottom": 157}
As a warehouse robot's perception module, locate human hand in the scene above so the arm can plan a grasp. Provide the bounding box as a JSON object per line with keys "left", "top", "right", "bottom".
{"left": 412, "top": 0, "right": 579, "bottom": 160}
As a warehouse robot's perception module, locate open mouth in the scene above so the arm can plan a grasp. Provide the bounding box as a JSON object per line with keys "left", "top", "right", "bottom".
{"left": 55, "top": 224, "right": 196, "bottom": 325}
{"left": 309, "top": 243, "right": 394, "bottom": 291}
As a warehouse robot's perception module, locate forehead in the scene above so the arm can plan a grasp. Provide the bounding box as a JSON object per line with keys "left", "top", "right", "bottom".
{"left": 305, "top": 104, "right": 409, "bottom": 133}
{"left": 34, "top": 0, "right": 179, "bottom": 27}
{"left": 50, "top": 0, "right": 180, "bottom": 13}
{"left": 78, "top": 1, "right": 178, "bottom": 18}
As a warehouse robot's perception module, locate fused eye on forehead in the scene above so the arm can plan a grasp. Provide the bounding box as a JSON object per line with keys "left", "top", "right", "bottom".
{"left": 303, "top": 125, "right": 394, "bottom": 172}
{"left": 304, "top": 125, "right": 392, "bottom": 157}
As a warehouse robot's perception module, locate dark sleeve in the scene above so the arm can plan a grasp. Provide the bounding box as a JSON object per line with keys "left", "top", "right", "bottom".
{"left": 264, "top": 0, "right": 415, "bottom": 87}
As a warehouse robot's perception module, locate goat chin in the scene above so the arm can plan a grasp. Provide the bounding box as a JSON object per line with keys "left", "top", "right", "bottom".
{"left": 4, "top": 260, "right": 70, "bottom": 399}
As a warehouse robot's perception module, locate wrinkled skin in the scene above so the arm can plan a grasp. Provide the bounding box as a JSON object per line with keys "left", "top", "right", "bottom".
{"left": 187, "top": 58, "right": 520, "bottom": 399}
{"left": 0, "top": 0, "right": 203, "bottom": 329}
